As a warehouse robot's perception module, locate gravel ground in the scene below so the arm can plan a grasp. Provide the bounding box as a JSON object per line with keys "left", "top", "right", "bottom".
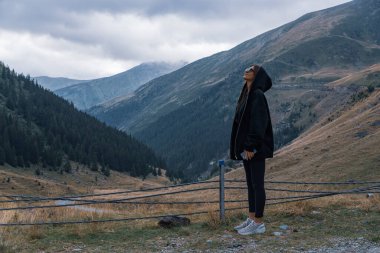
{"left": 157, "top": 234, "right": 380, "bottom": 253}
{"left": 303, "top": 237, "right": 380, "bottom": 253}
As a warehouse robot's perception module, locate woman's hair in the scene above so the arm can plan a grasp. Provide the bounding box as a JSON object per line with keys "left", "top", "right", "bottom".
{"left": 252, "top": 64, "right": 261, "bottom": 76}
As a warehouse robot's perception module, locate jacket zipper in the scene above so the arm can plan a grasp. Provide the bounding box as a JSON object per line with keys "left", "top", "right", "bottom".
{"left": 234, "top": 88, "right": 249, "bottom": 159}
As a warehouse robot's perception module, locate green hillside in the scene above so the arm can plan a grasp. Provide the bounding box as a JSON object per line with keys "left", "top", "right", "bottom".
{"left": 0, "top": 62, "right": 167, "bottom": 178}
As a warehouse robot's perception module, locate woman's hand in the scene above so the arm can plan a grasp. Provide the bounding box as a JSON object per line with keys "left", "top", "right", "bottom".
{"left": 244, "top": 150, "right": 255, "bottom": 160}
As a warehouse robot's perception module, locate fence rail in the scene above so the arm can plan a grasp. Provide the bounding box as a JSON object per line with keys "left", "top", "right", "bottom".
{"left": 0, "top": 160, "right": 378, "bottom": 226}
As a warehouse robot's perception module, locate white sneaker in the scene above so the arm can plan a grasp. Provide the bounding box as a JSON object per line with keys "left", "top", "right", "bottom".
{"left": 233, "top": 218, "right": 252, "bottom": 231}
{"left": 237, "top": 220, "right": 266, "bottom": 235}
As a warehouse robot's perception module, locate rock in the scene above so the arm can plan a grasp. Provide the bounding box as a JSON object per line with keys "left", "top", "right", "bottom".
{"left": 222, "top": 234, "right": 233, "bottom": 238}
{"left": 273, "top": 231, "right": 282, "bottom": 236}
{"left": 232, "top": 243, "right": 242, "bottom": 248}
{"left": 279, "top": 224, "right": 288, "bottom": 230}
{"left": 158, "top": 215, "right": 190, "bottom": 228}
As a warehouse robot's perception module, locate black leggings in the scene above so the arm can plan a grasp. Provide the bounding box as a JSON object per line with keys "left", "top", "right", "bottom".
{"left": 243, "top": 158, "right": 266, "bottom": 218}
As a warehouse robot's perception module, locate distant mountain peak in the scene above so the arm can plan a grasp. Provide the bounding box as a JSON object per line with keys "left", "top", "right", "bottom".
{"left": 48, "top": 60, "right": 187, "bottom": 110}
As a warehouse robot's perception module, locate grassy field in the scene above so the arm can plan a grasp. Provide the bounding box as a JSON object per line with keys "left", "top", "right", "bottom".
{"left": 0, "top": 193, "right": 379, "bottom": 252}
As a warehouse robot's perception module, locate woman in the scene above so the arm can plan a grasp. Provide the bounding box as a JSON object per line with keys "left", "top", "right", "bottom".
{"left": 229, "top": 64, "right": 274, "bottom": 235}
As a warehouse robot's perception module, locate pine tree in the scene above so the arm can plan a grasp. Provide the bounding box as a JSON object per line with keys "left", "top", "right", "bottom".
{"left": 101, "top": 166, "right": 110, "bottom": 177}
{"left": 152, "top": 168, "right": 157, "bottom": 176}
{"left": 90, "top": 162, "right": 98, "bottom": 171}
{"left": 63, "top": 161, "right": 72, "bottom": 173}
{"left": 0, "top": 147, "right": 5, "bottom": 165}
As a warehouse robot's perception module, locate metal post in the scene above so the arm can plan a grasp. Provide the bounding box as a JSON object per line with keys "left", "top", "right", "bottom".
{"left": 218, "top": 159, "right": 225, "bottom": 223}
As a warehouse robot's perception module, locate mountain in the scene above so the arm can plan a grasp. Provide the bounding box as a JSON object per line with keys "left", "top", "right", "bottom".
{"left": 54, "top": 61, "right": 187, "bottom": 110}
{"left": 33, "top": 76, "right": 87, "bottom": 91}
{"left": 88, "top": 0, "right": 380, "bottom": 181}
{"left": 0, "top": 62, "right": 167, "bottom": 178}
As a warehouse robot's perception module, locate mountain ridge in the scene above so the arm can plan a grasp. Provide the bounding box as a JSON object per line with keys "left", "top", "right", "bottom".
{"left": 33, "top": 76, "right": 88, "bottom": 91}
{"left": 52, "top": 61, "right": 187, "bottom": 110}
{"left": 86, "top": 0, "right": 380, "bottom": 181}
{"left": 90, "top": 0, "right": 379, "bottom": 133}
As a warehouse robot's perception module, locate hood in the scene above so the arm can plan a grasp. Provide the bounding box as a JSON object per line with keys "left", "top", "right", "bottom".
{"left": 252, "top": 66, "right": 272, "bottom": 93}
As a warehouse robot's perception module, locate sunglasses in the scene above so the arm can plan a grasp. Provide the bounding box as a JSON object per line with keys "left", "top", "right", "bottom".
{"left": 244, "top": 66, "right": 255, "bottom": 73}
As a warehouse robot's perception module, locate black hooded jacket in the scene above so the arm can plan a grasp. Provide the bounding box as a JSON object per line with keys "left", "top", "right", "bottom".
{"left": 229, "top": 66, "right": 274, "bottom": 160}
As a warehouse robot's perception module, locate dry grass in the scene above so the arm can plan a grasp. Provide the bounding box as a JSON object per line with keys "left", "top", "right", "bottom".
{"left": 0, "top": 168, "right": 378, "bottom": 253}
{"left": 328, "top": 64, "right": 380, "bottom": 88}
{"left": 268, "top": 193, "right": 380, "bottom": 216}
{"left": 1, "top": 178, "right": 378, "bottom": 231}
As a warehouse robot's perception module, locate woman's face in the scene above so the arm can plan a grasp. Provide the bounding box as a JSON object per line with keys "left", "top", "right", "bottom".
{"left": 243, "top": 69, "right": 255, "bottom": 81}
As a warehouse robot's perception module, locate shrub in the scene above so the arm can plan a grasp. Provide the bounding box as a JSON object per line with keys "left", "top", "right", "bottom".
{"left": 367, "top": 84, "right": 375, "bottom": 93}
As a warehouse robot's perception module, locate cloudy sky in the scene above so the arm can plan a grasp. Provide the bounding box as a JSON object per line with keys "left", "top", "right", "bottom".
{"left": 0, "top": 0, "right": 350, "bottom": 79}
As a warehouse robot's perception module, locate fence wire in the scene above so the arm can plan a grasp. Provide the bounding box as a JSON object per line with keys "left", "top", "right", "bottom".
{"left": 0, "top": 184, "right": 380, "bottom": 227}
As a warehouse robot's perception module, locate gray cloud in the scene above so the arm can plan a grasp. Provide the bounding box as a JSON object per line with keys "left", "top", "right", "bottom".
{"left": 0, "top": 0, "right": 350, "bottom": 79}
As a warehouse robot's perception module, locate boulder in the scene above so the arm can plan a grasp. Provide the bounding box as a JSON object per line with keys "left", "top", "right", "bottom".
{"left": 158, "top": 215, "right": 190, "bottom": 228}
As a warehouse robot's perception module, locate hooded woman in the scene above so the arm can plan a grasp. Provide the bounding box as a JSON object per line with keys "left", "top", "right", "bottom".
{"left": 229, "top": 64, "right": 274, "bottom": 235}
